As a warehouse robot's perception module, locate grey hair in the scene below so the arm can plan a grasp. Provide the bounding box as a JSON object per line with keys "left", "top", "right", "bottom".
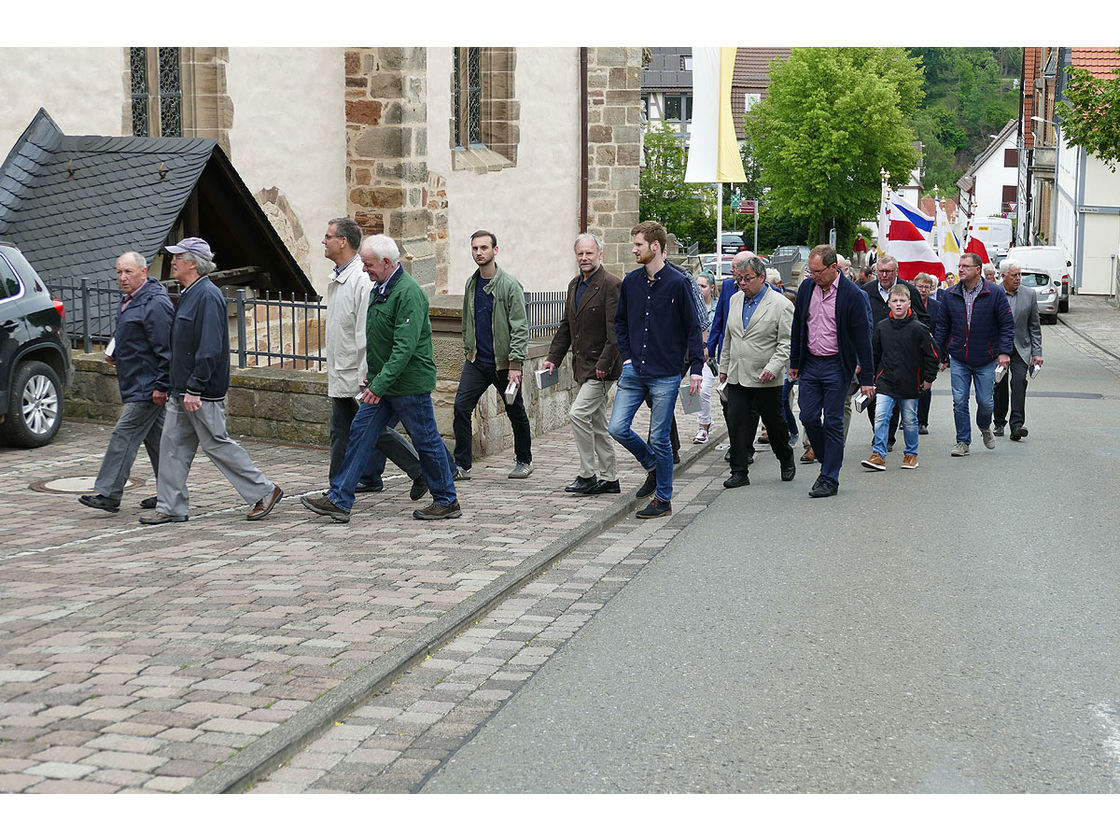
{"left": 766, "top": 267, "right": 781, "bottom": 286}
{"left": 574, "top": 232, "right": 603, "bottom": 252}
{"left": 178, "top": 250, "right": 216, "bottom": 276}
{"left": 329, "top": 217, "right": 362, "bottom": 250}
{"left": 360, "top": 234, "right": 400, "bottom": 264}
{"left": 745, "top": 256, "right": 767, "bottom": 278}
{"left": 118, "top": 251, "right": 147, "bottom": 269}
{"left": 999, "top": 259, "right": 1021, "bottom": 276}
{"left": 877, "top": 255, "right": 898, "bottom": 271}
{"left": 730, "top": 250, "right": 756, "bottom": 270}
{"left": 983, "top": 263, "right": 997, "bottom": 275}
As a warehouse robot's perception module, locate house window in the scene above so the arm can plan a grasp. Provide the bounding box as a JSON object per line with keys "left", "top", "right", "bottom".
{"left": 1003, "top": 148, "right": 1019, "bottom": 168}
{"left": 129, "top": 47, "right": 182, "bottom": 137}
{"left": 1002, "top": 184, "right": 1018, "bottom": 212}
{"left": 744, "top": 93, "right": 762, "bottom": 112}
{"left": 450, "top": 47, "right": 520, "bottom": 172}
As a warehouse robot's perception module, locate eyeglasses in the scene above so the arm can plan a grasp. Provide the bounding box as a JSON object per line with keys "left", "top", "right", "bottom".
{"left": 323, "top": 234, "right": 345, "bottom": 240}
{"left": 808, "top": 266, "right": 834, "bottom": 276}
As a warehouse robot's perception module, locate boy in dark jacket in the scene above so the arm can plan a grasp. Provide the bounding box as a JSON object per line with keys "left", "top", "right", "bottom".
{"left": 861, "top": 285, "right": 939, "bottom": 471}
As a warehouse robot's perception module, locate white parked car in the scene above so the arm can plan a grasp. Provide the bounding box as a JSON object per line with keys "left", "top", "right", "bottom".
{"left": 1005, "top": 245, "right": 1073, "bottom": 314}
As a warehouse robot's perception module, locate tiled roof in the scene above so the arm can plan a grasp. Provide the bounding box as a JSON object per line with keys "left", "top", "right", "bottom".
{"left": 1071, "top": 47, "right": 1120, "bottom": 79}
{"left": 0, "top": 109, "right": 212, "bottom": 285}
{"left": 733, "top": 48, "right": 791, "bottom": 86}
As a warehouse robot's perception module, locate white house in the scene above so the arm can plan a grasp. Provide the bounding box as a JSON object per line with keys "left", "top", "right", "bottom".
{"left": 1054, "top": 130, "right": 1120, "bottom": 295}
{"left": 956, "top": 118, "right": 1019, "bottom": 222}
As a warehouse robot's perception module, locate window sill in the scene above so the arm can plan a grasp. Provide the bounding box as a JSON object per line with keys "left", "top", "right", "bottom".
{"left": 452, "top": 145, "right": 513, "bottom": 173}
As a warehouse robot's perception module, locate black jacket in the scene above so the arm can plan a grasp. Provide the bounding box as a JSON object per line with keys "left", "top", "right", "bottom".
{"left": 861, "top": 279, "right": 930, "bottom": 329}
{"left": 169, "top": 276, "right": 230, "bottom": 400}
{"left": 872, "top": 310, "right": 939, "bottom": 399}
{"left": 114, "top": 277, "right": 173, "bottom": 402}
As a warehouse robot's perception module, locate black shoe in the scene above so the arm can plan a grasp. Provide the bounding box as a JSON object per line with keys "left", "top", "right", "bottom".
{"left": 410, "top": 476, "right": 429, "bottom": 501}
{"left": 79, "top": 493, "right": 120, "bottom": 513}
{"left": 780, "top": 460, "right": 796, "bottom": 482}
{"left": 918, "top": 424, "right": 929, "bottom": 436}
{"left": 636, "top": 498, "right": 672, "bottom": 519}
{"left": 139, "top": 510, "right": 189, "bottom": 525}
{"left": 723, "top": 473, "right": 750, "bottom": 488}
{"left": 992, "top": 425, "right": 1005, "bottom": 437}
{"left": 589, "top": 479, "right": 620, "bottom": 495}
{"left": 139, "top": 496, "right": 158, "bottom": 509}
{"left": 672, "top": 451, "right": 680, "bottom": 465}
{"left": 354, "top": 481, "right": 383, "bottom": 493}
{"left": 724, "top": 449, "right": 731, "bottom": 462}
{"left": 887, "top": 441, "right": 895, "bottom": 452}
{"left": 413, "top": 501, "right": 462, "bottom": 520}
{"left": 564, "top": 475, "right": 598, "bottom": 494}
{"left": 635, "top": 470, "right": 657, "bottom": 498}
{"left": 808, "top": 477, "right": 837, "bottom": 498}
{"left": 746, "top": 452, "right": 755, "bottom": 465}
{"left": 1009, "top": 426, "right": 1025, "bottom": 441}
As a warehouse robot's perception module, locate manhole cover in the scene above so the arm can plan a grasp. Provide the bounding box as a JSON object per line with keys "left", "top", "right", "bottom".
{"left": 29, "top": 476, "right": 146, "bottom": 495}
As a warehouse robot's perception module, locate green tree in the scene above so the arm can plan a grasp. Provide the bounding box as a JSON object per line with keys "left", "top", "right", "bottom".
{"left": 638, "top": 121, "right": 715, "bottom": 248}
{"left": 1056, "top": 51, "right": 1120, "bottom": 172}
{"left": 743, "top": 47, "right": 923, "bottom": 245}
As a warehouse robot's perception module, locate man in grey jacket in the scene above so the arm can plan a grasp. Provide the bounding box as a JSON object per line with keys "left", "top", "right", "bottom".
{"left": 993, "top": 259, "right": 1043, "bottom": 441}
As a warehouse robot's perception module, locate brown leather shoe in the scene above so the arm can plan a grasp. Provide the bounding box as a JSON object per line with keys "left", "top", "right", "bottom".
{"left": 901, "top": 454, "right": 919, "bottom": 469}
{"left": 800, "top": 447, "right": 816, "bottom": 464}
{"left": 247, "top": 485, "right": 283, "bottom": 521}
{"left": 860, "top": 452, "right": 887, "bottom": 471}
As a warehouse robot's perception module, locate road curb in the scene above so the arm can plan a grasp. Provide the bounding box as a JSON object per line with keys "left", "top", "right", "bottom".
{"left": 1058, "top": 311, "right": 1120, "bottom": 363}
{"left": 183, "top": 427, "right": 727, "bottom": 794}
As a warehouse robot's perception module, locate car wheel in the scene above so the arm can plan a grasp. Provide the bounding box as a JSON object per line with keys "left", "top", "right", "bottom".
{"left": 1043, "top": 313, "right": 1059, "bottom": 325}
{"left": 3, "top": 360, "right": 63, "bottom": 447}
{"left": 1058, "top": 298, "right": 1069, "bottom": 313}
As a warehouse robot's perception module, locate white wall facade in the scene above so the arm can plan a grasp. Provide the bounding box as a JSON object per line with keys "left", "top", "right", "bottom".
{"left": 427, "top": 48, "right": 582, "bottom": 294}
{"left": 226, "top": 48, "right": 347, "bottom": 295}
{"left": 1054, "top": 133, "right": 1120, "bottom": 295}
{"left": 971, "top": 135, "right": 1018, "bottom": 221}
{"left": 0, "top": 48, "right": 125, "bottom": 160}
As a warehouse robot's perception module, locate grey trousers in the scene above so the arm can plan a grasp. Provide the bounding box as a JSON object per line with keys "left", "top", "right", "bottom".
{"left": 156, "top": 396, "right": 275, "bottom": 517}
{"left": 569, "top": 378, "right": 617, "bottom": 481}
{"left": 93, "top": 400, "right": 165, "bottom": 502}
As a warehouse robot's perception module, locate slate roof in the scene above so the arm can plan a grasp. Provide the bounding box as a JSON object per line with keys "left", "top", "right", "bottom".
{"left": 642, "top": 47, "right": 692, "bottom": 92}
{"left": 0, "top": 108, "right": 312, "bottom": 298}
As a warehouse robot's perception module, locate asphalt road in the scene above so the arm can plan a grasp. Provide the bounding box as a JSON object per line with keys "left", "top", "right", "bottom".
{"left": 423, "top": 325, "right": 1120, "bottom": 793}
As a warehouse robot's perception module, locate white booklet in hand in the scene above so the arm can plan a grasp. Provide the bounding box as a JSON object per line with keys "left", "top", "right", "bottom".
{"left": 678, "top": 383, "right": 701, "bottom": 414}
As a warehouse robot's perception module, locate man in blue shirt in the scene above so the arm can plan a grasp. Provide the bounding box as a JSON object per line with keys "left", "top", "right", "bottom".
{"left": 608, "top": 221, "right": 704, "bottom": 519}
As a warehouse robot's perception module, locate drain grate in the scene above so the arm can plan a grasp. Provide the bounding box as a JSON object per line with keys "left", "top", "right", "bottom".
{"left": 29, "top": 476, "right": 146, "bottom": 495}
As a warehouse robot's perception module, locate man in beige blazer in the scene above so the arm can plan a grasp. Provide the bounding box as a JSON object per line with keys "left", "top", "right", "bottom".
{"left": 718, "top": 256, "right": 797, "bottom": 488}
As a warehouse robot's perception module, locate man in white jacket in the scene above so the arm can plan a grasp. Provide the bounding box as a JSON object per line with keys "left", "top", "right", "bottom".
{"left": 324, "top": 217, "right": 427, "bottom": 499}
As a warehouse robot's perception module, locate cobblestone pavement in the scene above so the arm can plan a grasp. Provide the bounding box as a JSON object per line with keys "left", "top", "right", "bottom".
{"left": 0, "top": 394, "right": 713, "bottom": 793}
{"left": 1059, "top": 294, "right": 1120, "bottom": 377}
{"left": 247, "top": 311, "right": 1120, "bottom": 794}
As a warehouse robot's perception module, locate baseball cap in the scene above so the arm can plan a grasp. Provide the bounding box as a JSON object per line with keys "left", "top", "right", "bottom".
{"left": 165, "top": 237, "right": 214, "bottom": 261}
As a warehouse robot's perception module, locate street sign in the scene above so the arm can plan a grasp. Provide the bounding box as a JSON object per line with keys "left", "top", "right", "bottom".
{"left": 738, "top": 200, "right": 757, "bottom": 215}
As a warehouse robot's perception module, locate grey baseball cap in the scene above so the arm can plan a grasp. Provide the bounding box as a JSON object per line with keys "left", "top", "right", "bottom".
{"left": 165, "top": 237, "right": 214, "bottom": 261}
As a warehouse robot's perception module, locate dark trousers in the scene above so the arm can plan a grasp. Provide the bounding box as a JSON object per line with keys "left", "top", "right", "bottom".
{"left": 726, "top": 383, "right": 795, "bottom": 476}
{"left": 330, "top": 396, "right": 422, "bottom": 485}
{"left": 917, "top": 388, "right": 932, "bottom": 425}
{"left": 994, "top": 353, "right": 1029, "bottom": 431}
{"left": 453, "top": 359, "right": 532, "bottom": 470}
{"left": 797, "top": 356, "right": 848, "bottom": 487}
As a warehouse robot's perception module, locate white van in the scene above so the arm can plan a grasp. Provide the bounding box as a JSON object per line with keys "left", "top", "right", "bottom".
{"left": 1005, "top": 245, "right": 1074, "bottom": 313}
{"left": 967, "top": 216, "right": 1014, "bottom": 257}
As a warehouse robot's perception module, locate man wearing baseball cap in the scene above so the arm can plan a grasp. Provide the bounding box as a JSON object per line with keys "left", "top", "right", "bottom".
{"left": 140, "top": 237, "right": 283, "bottom": 524}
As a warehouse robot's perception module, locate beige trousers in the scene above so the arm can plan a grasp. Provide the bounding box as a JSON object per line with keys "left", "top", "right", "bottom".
{"left": 569, "top": 378, "right": 617, "bottom": 481}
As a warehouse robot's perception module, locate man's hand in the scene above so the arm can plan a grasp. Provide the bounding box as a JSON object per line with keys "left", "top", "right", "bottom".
{"left": 360, "top": 387, "right": 381, "bottom": 405}
{"left": 184, "top": 393, "right": 202, "bottom": 412}
{"left": 703, "top": 346, "right": 710, "bottom": 363}
{"left": 595, "top": 368, "right": 607, "bottom": 380}
{"left": 689, "top": 373, "right": 703, "bottom": 395}
{"left": 788, "top": 368, "right": 799, "bottom": 381}
{"left": 152, "top": 390, "right": 167, "bottom": 406}
{"left": 860, "top": 385, "right": 876, "bottom": 399}
{"left": 997, "top": 353, "right": 1011, "bottom": 367}
{"left": 508, "top": 369, "right": 522, "bottom": 388}
{"left": 919, "top": 381, "right": 932, "bottom": 392}
{"left": 719, "top": 373, "right": 727, "bottom": 384}
{"left": 758, "top": 369, "right": 775, "bottom": 383}
{"left": 541, "top": 361, "right": 556, "bottom": 375}
{"left": 939, "top": 361, "right": 949, "bottom": 371}
{"left": 1031, "top": 356, "right": 1043, "bottom": 367}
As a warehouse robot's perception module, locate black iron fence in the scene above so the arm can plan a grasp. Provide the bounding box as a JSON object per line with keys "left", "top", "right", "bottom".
{"left": 53, "top": 278, "right": 569, "bottom": 369}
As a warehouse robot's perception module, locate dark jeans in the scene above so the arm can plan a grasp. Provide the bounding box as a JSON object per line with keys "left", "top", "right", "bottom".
{"left": 330, "top": 396, "right": 422, "bottom": 485}
{"left": 917, "top": 388, "right": 932, "bottom": 425}
{"left": 797, "top": 355, "right": 848, "bottom": 487}
{"left": 453, "top": 359, "right": 532, "bottom": 470}
{"left": 725, "top": 384, "right": 794, "bottom": 476}
{"left": 994, "top": 353, "right": 1029, "bottom": 430}
{"left": 782, "top": 378, "right": 798, "bottom": 437}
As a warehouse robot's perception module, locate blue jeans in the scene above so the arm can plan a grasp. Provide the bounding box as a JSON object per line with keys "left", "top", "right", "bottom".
{"left": 329, "top": 393, "right": 456, "bottom": 512}
{"left": 873, "top": 394, "right": 918, "bottom": 457}
{"left": 797, "top": 356, "right": 848, "bottom": 487}
{"left": 950, "top": 359, "right": 996, "bottom": 444}
{"left": 608, "top": 365, "right": 679, "bottom": 502}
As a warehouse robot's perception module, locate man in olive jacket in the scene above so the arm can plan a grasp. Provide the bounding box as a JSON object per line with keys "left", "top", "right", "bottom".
{"left": 302, "top": 235, "right": 460, "bottom": 523}
{"left": 453, "top": 230, "right": 533, "bottom": 479}
{"left": 542, "top": 233, "right": 622, "bottom": 495}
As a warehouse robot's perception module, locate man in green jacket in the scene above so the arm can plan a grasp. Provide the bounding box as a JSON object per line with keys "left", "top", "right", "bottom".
{"left": 302, "top": 235, "right": 460, "bottom": 523}
{"left": 453, "top": 230, "right": 533, "bottom": 480}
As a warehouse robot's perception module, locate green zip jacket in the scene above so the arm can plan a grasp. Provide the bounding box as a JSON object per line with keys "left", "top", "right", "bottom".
{"left": 461, "top": 264, "right": 529, "bottom": 372}
{"left": 365, "top": 267, "right": 437, "bottom": 396}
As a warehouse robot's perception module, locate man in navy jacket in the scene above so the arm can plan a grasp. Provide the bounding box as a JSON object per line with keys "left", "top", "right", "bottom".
{"left": 933, "top": 252, "right": 1013, "bottom": 456}
{"left": 609, "top": 221, "right": 704, "bottom": 519}
{"left": 80, "top": 252, "right": 172, "bottom": 514}
{"left": 789, "top": 244, "right": 874, "bottom": 497}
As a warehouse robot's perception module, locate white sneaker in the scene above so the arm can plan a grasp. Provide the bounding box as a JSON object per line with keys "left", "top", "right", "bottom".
{"left": 692, "top": 427, "right": 709, "bottom": 444}
{"left": 981, "top": 428, "right": 996, "bottom": 450}
{"left": 951, "top": 442, "right": 969, "bottom": 457}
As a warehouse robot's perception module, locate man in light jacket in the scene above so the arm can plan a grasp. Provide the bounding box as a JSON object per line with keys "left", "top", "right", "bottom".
{"left": 993, "top": 259, "right": 1043, "bottom": 441}
{"left": 718, "top": 255, "right": 797, "bottom": 488}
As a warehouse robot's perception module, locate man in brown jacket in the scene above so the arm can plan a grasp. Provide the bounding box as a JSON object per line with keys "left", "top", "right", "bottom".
{"left": 542, "top": 233, "right": 623, "bottom": 495}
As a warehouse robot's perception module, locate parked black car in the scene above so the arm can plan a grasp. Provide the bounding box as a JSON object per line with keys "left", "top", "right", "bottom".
{"left": 0, "top": 242, "right": 72, "bottom": 446}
